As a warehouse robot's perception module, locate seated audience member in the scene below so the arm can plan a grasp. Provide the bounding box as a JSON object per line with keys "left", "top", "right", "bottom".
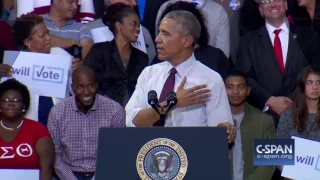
{"left": 12, "top": 14, "right": 82, "bottom": 125}
{"left": 278, "top": 66, "right": 320, "bottom": 141}
{"left": 224, "top": 70, "right": 276, "bottom": 180}
{"left": 277, "top": 66, "right": 320, "bottom": 177}
{"left": 126, "top": 10, "right": 235, "bottom": 143}
{"left": 47, "top": 65, "right": 125, "bottom": 180}
{"left": 88, "top": 0, "right": 156, "bottom": 64}
{"left": 42, "top": 0, "right": 94, "bottom": 60}
{"left": 0, "top": 79, "right": 55, "bottom": 179}
{"left": 156, "top": 0, "right": 230, "bottom": 58}
{"left": 236, "top": 0, "right": 320, "bottom": 128}
{"left": 151, "top": 1, "right": 230, "bottom": 78}
{"left": 85, "top": 3, "right": 149, "bottom": 107}
{"left": 17, "top": 0, "right": 95, "bottom": 24}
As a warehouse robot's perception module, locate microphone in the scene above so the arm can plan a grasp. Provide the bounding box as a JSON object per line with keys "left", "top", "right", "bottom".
{"left": 165, "top": 91, "right": 178, "bottom": 112}
{"left": 148, "top": 90, "right": 160, "bottom": 115}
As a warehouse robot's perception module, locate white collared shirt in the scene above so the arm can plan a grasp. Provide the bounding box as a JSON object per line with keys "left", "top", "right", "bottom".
{"left": 125, "top": 54, "right": 233, "bottom": 127}
{"left": 265, "top": 22, "right": 289, "bottom": 66}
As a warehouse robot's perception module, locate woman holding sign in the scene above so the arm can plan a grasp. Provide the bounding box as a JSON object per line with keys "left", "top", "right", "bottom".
{"left": 84, "top": 3, "right": 148, "bottom": 107}
{"left": 0, "top": 79, "right": 55, "bottom": 180}
{"left": 12, "top": 14, "right": 82, "bottom": 126}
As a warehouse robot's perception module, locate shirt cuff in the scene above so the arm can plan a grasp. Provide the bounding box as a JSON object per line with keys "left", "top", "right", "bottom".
{"left": 263, "top": 105, "right": 269, "bottom": 112}
{"left": 125, "top": 108, "right": 143, "bottom": 127}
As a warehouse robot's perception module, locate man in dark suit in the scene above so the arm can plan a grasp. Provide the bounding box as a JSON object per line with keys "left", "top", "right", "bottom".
{"left": 236, "top": 0, "right": 320, "bottom": 128}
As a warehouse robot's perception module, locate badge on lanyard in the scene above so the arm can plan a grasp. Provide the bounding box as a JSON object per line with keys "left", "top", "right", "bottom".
{"left": 229, "top": 0, "right": 241, "bottom": 10}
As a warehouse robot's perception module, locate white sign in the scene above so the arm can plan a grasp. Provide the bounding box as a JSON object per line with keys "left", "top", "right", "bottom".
{"left": 282, "top": 136, "right": 320, "bottom": 180}
{"left": 91, "top": 25, "right": 147, "bottom": 53}
{"left": 0, "top": 169, "right": 39, "bottom": 180}
{"left": 1, "top": 51, "right": 71, "bottom": 99}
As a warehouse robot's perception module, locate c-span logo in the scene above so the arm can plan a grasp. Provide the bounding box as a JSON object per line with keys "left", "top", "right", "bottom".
{"left": 136, "top": 138, "right": 188, "bottom": 180}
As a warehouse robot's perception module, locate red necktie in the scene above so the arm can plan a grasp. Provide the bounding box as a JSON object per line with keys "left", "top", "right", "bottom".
{"left": 153, "top": 68, "right": 177, "bottom": 126}
{"left": 273, "top": 29, "right": 285, "bottom": 73}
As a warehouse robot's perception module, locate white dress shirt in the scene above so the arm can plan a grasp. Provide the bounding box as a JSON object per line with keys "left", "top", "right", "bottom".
{"left": 125, "top": 54, "right": 233, "bottom": 127}
{"left": 266, "top": 22, "right": 289, "bottom": 66}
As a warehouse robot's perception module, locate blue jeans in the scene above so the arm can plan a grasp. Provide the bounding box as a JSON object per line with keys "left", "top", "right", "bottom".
{"left": 52, "top": 171, "right": 94, "bottom": 180}
{"left": 73, "top": 172, "right": 94, "bottom": 180}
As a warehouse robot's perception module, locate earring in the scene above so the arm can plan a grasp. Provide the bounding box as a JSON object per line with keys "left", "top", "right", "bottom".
{"left": 118, "top": 28, "right": 121, "bottom": 31}
{"left": 27, "top": 44, "right": 31, "bottom": 48}
{"left": 22, "top": 109, "right": 25, "bottom": 112}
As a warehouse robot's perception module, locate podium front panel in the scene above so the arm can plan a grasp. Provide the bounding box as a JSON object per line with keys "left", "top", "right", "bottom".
{"left": 95, "top": 127, "right": 231, "bottom": 180}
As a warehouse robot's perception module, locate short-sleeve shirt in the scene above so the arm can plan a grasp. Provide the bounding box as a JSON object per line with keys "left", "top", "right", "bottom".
{"left": 42, "top": 14, "right": 93, "bottom": 43}
{"left": 0, "top": 118, "right": 51, "bottom": 168}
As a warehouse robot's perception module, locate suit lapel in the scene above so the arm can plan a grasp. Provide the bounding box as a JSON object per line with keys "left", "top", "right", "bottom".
{"left": 259, "top": 26, "right": 283, "bottom": 73}
{"left": 126, "top": 48, "right": 139, "bottom": 74}
{"left": 111, "top": 41, "right": 127, "bottom": 74}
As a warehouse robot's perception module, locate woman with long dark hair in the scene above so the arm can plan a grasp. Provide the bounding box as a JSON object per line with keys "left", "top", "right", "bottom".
{"left": 277, "top": 66, "right": 320, "bottom": 141}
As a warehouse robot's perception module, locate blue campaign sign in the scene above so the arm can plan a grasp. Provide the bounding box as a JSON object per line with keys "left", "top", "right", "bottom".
{"left": 254, "top": 139, "right": 295, "bottom": 166}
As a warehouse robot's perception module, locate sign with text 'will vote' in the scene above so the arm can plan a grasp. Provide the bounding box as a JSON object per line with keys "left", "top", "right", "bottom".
{"left": 2, "top": 51, "right": 71, "bottom": 98}
{"left": 282, "top": 136, "right": 320, "bottom": 180}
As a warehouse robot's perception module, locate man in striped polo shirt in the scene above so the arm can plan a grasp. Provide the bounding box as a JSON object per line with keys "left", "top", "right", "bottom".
{"left": 43, "top": 0, "right": 94, "bottom": 60}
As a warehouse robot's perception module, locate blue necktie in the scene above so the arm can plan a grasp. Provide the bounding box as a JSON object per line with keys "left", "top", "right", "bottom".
{"left": 137, "top": 0, "right": 146, "bottom": 21}
{"left": 38, "top": 96, "right": 54, "bottom": 126}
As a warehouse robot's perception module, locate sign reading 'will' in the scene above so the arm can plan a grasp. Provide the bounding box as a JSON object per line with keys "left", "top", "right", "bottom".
{"left": 2, "top": 51, "right": 71, "bottom": 98}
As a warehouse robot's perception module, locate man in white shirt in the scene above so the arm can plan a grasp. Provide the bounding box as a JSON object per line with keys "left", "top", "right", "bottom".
{"left": 235, "top": 0, "right": 320, "bottom": 128}
{"left": 126, "top": 10, "right": 235, "bottom": 143}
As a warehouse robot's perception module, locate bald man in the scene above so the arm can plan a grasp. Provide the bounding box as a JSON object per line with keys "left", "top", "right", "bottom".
{"left": 48, "top": 65, "right": 125, "bottom": 180}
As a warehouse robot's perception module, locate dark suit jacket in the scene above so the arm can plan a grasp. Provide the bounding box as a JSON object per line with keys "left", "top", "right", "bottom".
{"left": 236, "top": 24, "right": 320, "bottom": 109}
{"left": 84, "top": 40, "right": 149, "bottom": 105}
{"left": 230, "top": 103, "right": 276, "bottom": 180}
{"left": 151, "top": 45, "right": 231, "bottom": 78}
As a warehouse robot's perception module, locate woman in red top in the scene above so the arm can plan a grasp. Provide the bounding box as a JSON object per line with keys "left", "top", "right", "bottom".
{"left": 0, "top": 79, "right": 55, "bottom": 180}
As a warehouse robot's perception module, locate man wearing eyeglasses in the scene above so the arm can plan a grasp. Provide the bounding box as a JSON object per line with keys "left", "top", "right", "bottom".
{"left": 235, "top": 0, "right": 320, "bottom": 129}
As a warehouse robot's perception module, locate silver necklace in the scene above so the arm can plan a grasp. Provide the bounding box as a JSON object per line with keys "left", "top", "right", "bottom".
{"left": 0, "top": 120, "right": 24, "bottom": 130}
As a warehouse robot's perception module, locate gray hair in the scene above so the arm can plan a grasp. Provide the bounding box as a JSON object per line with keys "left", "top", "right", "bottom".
{"left": 164, "top": 10, "right": 201, "bottom": 44}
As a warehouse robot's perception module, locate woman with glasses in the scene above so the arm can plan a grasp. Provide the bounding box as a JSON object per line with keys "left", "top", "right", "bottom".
{"left": 84, "top": 2, "right": 148, "bottom": 107}
{"left": 12, "top": 14, "right": 81, "bottom": 126}
{"left": 0, "top": 78, "right": 55, "bottom": 180}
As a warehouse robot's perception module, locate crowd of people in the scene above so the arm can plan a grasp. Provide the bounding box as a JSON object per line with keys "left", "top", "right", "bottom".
{"left": 1, "top": 0, "right": 320, "bottom": 180}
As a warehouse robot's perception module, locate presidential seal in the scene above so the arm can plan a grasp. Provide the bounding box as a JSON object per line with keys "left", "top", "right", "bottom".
{"left": 136, "top": 138, "right": 188, "bottom": 180}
